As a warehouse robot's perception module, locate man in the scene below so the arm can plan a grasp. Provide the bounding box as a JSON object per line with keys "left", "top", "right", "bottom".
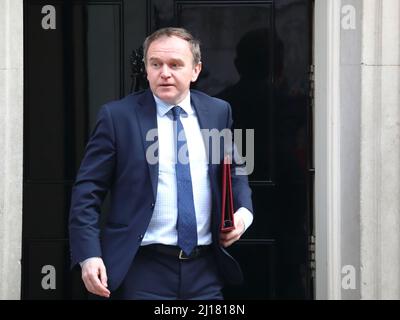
{"left": 69, "top": 27, "right": 253, "bottom": 300}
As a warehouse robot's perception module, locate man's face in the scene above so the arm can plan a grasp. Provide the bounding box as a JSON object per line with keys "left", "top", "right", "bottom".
{"left": 146, "top": 36, "right": 202, "bottom": 105}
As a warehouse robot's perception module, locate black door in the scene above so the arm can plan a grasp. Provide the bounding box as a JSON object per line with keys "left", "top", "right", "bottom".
{"left": 23, "top": 0, "right": 313, "bottom": 299}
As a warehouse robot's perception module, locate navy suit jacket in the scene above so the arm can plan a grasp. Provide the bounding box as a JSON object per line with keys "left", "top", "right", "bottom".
{"left": 69, "top": 89, "right": 253, "bottom": 291}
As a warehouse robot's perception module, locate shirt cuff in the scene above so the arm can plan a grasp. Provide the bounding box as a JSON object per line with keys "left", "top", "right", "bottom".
{"left": 80, "top": 257, "right": 101, "bottom": 268}
{"left": 234, "top": 207, "right": 254, "bottom": 232}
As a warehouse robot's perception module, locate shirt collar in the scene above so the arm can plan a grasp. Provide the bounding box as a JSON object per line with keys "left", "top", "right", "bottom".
{"left": 153, "top": 91, "right": 193, "bottom": 117}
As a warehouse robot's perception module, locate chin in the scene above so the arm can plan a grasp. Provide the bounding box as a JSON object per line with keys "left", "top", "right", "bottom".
{"left": 157, "top": 93, "right": 178, "bottom": 104}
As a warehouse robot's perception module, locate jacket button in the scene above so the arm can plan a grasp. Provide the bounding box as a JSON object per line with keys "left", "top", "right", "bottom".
{"left": 151, "top": 203, "right": 155, "bottom": 208}
{"left": 138, "top": 235, "right": 144, "bottom": 241}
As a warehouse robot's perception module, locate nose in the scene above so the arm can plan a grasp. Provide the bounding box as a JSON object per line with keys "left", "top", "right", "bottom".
{"left": 160, "top": 65, "right": 171, "bottom": 79}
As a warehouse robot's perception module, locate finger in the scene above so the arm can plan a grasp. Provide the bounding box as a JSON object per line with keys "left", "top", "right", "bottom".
{"left": 88, "top": 274, "right": 110, "bottom": 297}
{"left": 219, "top": 232, "right": 230, "bottom": 241}
{"left": 99, "top": 264, "right": 108, "bottom": 288}
{"left": 220, "top": 229, "right": 239, "bottom": 241}
{"left": 82, "top": 276, "right": 95, "bottom": 294}
{"left": 91, "top": 271, "right": 110, "bottom": 296}
{"left": 220, "top": 231, "right": 242, "bottom": 247}
{"left": 220, "top": 235, "right": 235, "bottom": 247}
{"left": 82, "top": 268, "right": 96, "bottom": 292}
{"left": 220, "top": 238, "right": 235, "bottom": 248}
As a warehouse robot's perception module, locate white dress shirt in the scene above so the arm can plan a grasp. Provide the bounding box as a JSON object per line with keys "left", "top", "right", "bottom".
{"left": 142, "top": 92, "right": 213, "bottom": 245}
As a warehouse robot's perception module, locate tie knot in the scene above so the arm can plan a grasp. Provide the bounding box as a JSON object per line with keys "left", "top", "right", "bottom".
{"left": 171, "top": 106, "right": 183, "bottom": 120}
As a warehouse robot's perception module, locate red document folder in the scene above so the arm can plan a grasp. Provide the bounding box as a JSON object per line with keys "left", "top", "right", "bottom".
{"left": 221, "top": 155, "right": 235, "bottom": 232}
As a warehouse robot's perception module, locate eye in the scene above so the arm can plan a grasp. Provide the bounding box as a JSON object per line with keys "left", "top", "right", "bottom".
{"left": 170, "top": 62, "right": 182, "bottom": 69}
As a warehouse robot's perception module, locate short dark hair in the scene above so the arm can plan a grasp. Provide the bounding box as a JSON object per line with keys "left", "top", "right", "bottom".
{"left": 143, "top": 27, "right": 201, "bottom": 66}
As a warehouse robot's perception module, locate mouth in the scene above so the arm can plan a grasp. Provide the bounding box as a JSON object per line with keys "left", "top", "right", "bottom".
{"left": 159, "top": 84, "right": 174, "bottom": 88}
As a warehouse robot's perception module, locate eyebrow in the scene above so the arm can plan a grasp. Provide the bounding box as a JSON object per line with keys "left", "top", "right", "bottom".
{"left": 169, "top": 58, "right": 185, "bottom": 64}
{"left": 148, "top": 57, "right": 185, "bottom": 64}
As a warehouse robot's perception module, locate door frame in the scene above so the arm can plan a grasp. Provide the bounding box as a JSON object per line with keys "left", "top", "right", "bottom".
{"left": 0, "top": 0, "right": 24, "bottom": 300}
{"left": 314, "top": 0, "right": 342, "bottom": 300}
{"left": 0, "top": 0, "right": 341, "bottom": 300}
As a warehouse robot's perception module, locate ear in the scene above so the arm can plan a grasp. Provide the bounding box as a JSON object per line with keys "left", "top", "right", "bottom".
{"left": 191, "top": 62, "right": 202, "bottom": 82}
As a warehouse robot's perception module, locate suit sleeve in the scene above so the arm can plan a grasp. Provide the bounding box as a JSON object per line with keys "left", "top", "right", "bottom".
{"left": 69, "top": 105, "right": 116, "bottom": 268}
{"left": 225, "top": 102, "right": 254, "bottom": 215}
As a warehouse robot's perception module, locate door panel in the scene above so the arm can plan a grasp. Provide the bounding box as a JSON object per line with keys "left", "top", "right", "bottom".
{"left": 23, "top": 0, "right": 127, "bottom": 299}
{"left": 23, "top": 0, "right": 313, "bottom": 299}
{"left": 149, "top": 0, "right": 312, "bottom": 299}
{"left": 86, "top": 3, "right": 124, "bottom": 130}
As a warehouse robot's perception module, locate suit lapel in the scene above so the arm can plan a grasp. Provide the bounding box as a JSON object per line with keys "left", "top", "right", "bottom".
{"left": 191, "top": 91, "right": 215, "bottom": 132}
{"left": 191, "top": 90, "right": 223, "bottom": 165}
{"left": 136, "top": 90, "right": 159, "bottom": 199}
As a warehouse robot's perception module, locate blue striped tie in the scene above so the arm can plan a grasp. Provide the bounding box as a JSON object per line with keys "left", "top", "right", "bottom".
{"left": 172, "top": 106, "right": 198, "bottom": 256}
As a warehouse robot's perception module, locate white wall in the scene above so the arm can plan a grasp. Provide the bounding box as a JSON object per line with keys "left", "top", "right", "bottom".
{"left": 360, "top": 0, "right": 400, "bottom": 299}
{"left": 0, "top": 0, "right": 24, "bottom": 300}
{"left": 315, "top": 0, "right": 400, "bottom": 300}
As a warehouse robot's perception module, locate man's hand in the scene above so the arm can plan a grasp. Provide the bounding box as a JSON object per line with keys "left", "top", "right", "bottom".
{"left": 81, "top": 257, "right": 111, "bottom": 298}
{"left": 219, "top": 214, "right": 245, "bottom": 248}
